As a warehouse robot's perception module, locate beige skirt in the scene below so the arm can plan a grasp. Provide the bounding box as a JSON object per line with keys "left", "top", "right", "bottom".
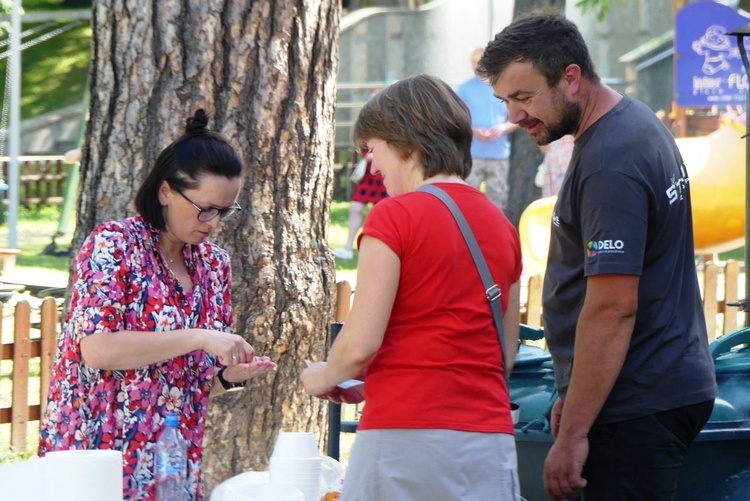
{"left": 341, "top": 428, "right": 520, "bottom": 501}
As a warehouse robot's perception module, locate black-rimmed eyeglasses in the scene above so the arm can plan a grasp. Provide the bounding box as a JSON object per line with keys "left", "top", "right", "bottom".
{"left": 176, "top": 189, "right": 241, "bottom": 222}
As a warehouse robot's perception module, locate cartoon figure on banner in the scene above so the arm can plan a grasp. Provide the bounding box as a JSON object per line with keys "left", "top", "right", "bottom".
{"left": 692, "top": 25, "right": 740, "bottom": 75}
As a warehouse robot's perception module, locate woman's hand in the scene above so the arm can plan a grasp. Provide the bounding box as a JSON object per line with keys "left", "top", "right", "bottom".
{"left": 222, "top": 356, "right": 277, "bottom": 383}
{"left": 301, "top": 361, "right": 337, "bottom": 398}
{"left": 201, "top": 330, "right": 256, "bottom": 366}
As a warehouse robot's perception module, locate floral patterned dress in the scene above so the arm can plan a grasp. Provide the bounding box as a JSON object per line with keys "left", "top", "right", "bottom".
{"left": 39, "top": 216, "right": 233, "bottom": 501}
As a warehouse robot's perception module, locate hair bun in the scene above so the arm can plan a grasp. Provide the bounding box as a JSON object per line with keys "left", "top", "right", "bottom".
{"left": 185, "top": 109, "right": 210, "bottom": 135}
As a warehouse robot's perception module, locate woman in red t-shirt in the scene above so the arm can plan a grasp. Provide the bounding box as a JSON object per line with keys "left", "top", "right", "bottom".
{"left": 302, "top": 75, "right": 523, "bottom": 501}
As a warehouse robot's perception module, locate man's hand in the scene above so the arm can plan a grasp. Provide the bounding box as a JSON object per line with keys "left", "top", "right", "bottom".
{"left": 543, "top": 433, "right": 589, "bottom": 500}
{"left": 473, "top": 127, "right": 490, "bottom": 141}
{"left": 486, "top": 125, "right": 506, "bottom": 140}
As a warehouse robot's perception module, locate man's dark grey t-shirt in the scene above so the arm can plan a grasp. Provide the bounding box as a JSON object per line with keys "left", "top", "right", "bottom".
{"left": 543, "top": 95, "right": 717, "bottom": 423}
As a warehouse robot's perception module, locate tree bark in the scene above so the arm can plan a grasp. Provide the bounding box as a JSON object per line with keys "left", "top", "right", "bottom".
{"left": 504, "top": 0, "right": 566, "bottom": 227}
{"left": 78, "top": 0, "right": 340, "bottom": 494}
{"left": 506, "top": 130, "right": 543, "bottom": 227}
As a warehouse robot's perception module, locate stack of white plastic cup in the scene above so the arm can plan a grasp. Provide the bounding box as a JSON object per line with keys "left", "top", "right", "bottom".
{"left": 223, "top": 483, "right": 304, "bottom": 501}
{"left": 269, "top": 432, "right": 323, "bottom": 501}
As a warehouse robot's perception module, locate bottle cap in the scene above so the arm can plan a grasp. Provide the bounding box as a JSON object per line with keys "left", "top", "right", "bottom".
{"left": 165, "top": 413, "right": 179, "bottom": 427}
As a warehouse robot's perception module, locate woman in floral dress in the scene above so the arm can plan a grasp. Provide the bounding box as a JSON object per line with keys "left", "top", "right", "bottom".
{"left": 39, "top": 109, "right": 276, "bottom": 500}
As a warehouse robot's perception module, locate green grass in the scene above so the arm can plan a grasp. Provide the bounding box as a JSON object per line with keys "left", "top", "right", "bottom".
{"left": 6, "top": 206, "right": 71, "bottom": 276}
{"left": 330, "top": 200, "right": 377, "bottom": 276}
{"left": 22, "top": 23, "right": 90, "bottom": 118}
{"left": 0, "top": 22, "right": 91, "bottom": 120}
{"left": 330, "top": 201, "right": 359, "bottom": 272}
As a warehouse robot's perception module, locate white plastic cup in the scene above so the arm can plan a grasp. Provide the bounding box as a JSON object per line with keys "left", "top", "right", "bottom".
{"left": 511, "top": 402, "right": 520, "bottom": 425}
{"left": 224, "top": 482, "right": 304, "bottom": 501}
{"left": 271, "top": 432, "right": 319, "bottom": 460}
{"left": 270, "top": 456, "right": 322, "bottom": 480}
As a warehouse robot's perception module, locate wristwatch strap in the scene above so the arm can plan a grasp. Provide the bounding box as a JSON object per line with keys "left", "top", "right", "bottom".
{"left": 217, "top": 366, "right": 246, "bottom": 390}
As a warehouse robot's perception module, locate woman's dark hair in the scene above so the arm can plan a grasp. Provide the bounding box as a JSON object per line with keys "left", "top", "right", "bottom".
{"left": 134, "top": 109, "right": 243, "bottom": 230}
{"left": 353, "top": 74, "right": 473, "bottom": 179}
{"left": 476, "top": 8, "right": 599, "bottom": 88}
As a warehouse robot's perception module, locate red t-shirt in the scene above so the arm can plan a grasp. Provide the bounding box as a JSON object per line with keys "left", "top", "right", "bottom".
{"left": 357, "top": 183, "right": 522, "bottom": 433}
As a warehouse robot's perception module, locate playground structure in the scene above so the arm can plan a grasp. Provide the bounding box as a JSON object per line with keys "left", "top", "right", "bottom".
{"left": 519, "top": 123, "right": 747, "bottom": 277}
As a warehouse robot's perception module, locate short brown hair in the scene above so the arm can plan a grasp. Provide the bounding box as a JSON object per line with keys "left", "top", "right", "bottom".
{"left": 477, "top": 8, "right": 599, "bottom": 87}
{"left": 353, "top": 74, "right": 473, "bottom": 179}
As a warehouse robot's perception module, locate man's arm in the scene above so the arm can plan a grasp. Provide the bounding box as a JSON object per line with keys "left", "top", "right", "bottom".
{"left": 543, "top": 273, "right": 638, "bottom": 498}
{"left": 561, "top": 273, "right": 638, "bottom": 437}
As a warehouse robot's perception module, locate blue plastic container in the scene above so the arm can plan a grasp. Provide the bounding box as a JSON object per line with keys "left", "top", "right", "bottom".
{"left": 510, "top": 326, "right": 750, "bottom": 501}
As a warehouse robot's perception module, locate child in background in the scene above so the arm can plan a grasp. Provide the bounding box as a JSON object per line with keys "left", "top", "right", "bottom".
{"left": 333, "top": 147, "right": 388, "bottom": 260}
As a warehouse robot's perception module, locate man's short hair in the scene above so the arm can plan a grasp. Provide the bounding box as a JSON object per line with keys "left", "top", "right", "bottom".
{"left": 477, "top": 8, "right": 599, "bottom": 88}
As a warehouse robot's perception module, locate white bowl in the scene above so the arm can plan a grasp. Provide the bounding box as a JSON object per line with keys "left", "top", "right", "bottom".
{"left": 211, "top": 471, "right": 270, "bottom": 501}
{"left": 225, "top": 482, "right": 304, "bottom": 501}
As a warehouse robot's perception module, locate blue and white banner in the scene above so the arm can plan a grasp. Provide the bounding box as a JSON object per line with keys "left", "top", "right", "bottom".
{"left": 675, "top": 1, "right": 750, "bottom": 106}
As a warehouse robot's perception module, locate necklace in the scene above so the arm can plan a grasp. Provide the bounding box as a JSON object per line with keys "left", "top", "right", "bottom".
{"left": 162, "top": 251, "right": 179, "bottom": 264}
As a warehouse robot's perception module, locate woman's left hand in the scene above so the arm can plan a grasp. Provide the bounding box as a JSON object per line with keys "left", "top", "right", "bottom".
{"left": 301, "top": 361, "right": 336, "bottom": 397}
{"left": 223, "top": 356, "right": 277, "bottom": 383}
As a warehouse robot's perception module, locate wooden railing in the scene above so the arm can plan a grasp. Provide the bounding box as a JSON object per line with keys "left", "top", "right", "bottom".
{"left": 0, "top": 298, "right": 58, "bottom": 453}
{"left": 0, "top": 155, "right": 69, "bottom": 206}
{"left": 0, "top": 261, "right": 745, "bottom": 455}
{"left": 702, "top": 260, "right": 742, "bottom": 341}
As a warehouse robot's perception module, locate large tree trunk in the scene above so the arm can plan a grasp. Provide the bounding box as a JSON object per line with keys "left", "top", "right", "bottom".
{"left": 77, "top": 0, "right": 340, "bottom": 494}
{"left": 504, "top": 0, "right": 566, "bottom": 227}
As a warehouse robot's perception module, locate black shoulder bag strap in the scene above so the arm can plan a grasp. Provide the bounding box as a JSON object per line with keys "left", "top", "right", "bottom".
{"left": 416, "top": 184, "right": 508, "bottom": 373}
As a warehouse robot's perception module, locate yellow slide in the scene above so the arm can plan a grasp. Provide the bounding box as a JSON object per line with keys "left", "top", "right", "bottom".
{"left": 519, "top": 125, "right": 746, "bottom": 277}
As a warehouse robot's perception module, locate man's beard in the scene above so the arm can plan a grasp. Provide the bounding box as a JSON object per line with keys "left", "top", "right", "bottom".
{"left": 543, "top": 98, "right": 581, "bottom": 145}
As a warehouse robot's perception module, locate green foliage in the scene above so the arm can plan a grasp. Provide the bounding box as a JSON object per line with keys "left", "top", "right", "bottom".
{"left": 4, "top": 0, "right": 92, "bottom": 13}
{"left": 575, "top": 0, "right": 622, "bottom": 21}
{"left": 0, "top": 0, "right": 78, "bottom": 16}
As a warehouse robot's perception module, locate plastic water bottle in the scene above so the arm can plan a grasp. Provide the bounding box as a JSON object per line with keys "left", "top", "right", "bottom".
{"left": 154, "top": 412, "right": 188, "bottom": 501}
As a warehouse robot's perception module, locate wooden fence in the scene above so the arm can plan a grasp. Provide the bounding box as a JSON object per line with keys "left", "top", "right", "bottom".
{"left": 0, "top": 261, "right": 745, "bottom": 454}
{"left": 0, "top": 155, "right": 69, "bottom": 207}
{"left": 0, "top": 298, "right": 57, "bottom": 453}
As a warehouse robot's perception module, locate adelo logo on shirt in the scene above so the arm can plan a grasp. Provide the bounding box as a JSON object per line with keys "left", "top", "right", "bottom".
{"left": 587, "top": 239, "right": 625, "bottom": 258}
